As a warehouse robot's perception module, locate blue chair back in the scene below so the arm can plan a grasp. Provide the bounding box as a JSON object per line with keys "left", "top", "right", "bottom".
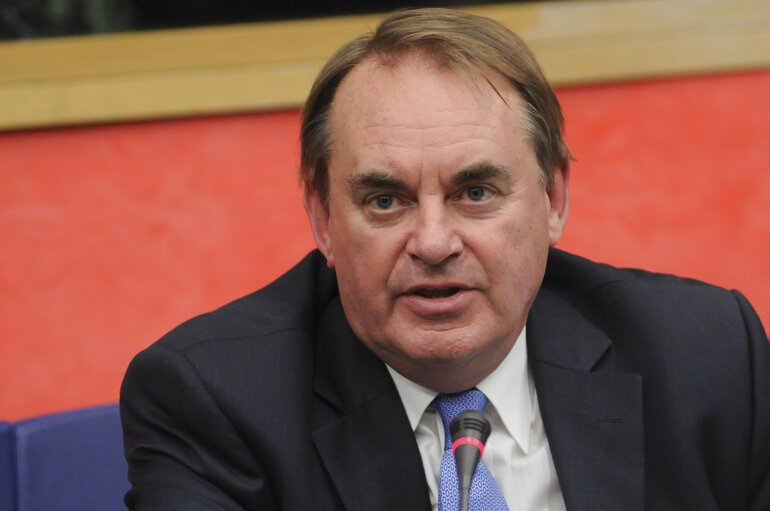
{"left": 12, "top": 404, "right": 128, "bottom": 511}
{"left": 1, "top": 421, "right": 16, "bottom": 511}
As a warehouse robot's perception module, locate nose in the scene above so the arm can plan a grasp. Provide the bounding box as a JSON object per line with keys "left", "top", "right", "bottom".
{"left": 405, "top": 201, "right": 463, "bottom": 265}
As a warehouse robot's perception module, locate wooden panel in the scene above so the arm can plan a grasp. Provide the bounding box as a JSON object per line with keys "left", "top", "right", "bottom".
{"left": 1, "top": 0, "right": 768, "bottom": 130}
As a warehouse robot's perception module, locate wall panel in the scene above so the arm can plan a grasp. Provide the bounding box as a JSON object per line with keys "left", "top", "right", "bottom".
{"left": 0, "top": 36, "right": 768, "bottom": 420}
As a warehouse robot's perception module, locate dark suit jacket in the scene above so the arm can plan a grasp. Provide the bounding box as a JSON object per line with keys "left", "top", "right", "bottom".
{"left": 120, "top": 248, "right": 770, "bottom": 510}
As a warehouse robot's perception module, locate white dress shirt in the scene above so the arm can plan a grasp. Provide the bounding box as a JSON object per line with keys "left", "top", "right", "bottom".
{"left": 387, "top": 326, "right": 567, "bottom": 511}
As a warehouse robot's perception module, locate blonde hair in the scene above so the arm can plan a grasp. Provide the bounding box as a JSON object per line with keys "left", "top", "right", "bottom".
{"left": 300, "top": 8, "right": 568, "bottom": 199}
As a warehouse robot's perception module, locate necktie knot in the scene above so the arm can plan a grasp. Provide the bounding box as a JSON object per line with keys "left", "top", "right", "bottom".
{"left": 431, "top": 389, "right": 489, "bottom": 450}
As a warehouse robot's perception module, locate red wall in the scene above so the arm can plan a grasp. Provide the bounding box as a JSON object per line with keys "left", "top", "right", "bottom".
{"left": 1, "top": 70, "right": 768, "bottom": 421}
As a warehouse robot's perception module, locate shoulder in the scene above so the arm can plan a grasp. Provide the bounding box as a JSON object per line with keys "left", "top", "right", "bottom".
{"left": 543, "top": 247, "right": 748, "bottom": 319}
{"left": 121, "top": 250, "right": 339, "bottom": 436}
{"left": 544, "top": 248, "right": 719, "bottom": 294}
{"left": 122, "top": 250, "right": 338, "bottom": 408}
{"left": 540, "top": 249, "right": 768, "bottom": 390}
{"left": 541, "top": 248, "right": 767, "bottom": 363}
{"left": 153, "top": 250, "right": 337, "bottom": 354}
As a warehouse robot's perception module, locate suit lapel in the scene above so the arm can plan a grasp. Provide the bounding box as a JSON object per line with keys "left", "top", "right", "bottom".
{"left": 311, "top": 297, "right": 431, "bottom": 511}
{"left": 528, "top": 287, "right": 645, "bottom": 510}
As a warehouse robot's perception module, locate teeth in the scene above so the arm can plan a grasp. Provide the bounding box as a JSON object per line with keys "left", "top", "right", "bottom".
{"left": 415, "top": 287, "right": 460, "bottom": 298}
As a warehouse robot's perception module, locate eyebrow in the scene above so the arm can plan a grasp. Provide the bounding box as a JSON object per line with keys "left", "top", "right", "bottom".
{"left": 451, "top": 163, "right": 511, "bottom": 187}
{"left": 348, "top": 170, "right": 408, "bottom": 194}
{"left": 347, "top": 163, "right": 512, "bottom": 195}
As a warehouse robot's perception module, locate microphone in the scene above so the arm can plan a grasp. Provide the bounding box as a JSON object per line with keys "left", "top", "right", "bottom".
{"left": 450, "top": 410, "right": 491, "bottom": 511}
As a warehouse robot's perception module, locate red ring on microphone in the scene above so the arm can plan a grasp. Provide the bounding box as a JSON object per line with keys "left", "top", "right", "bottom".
{"left": 451, "top": 436, "right": 485, "bottom": 457}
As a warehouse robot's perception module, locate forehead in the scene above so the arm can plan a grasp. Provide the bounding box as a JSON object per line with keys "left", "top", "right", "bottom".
{"left": 328, "top": 52, "right": 525, "bottom": 154}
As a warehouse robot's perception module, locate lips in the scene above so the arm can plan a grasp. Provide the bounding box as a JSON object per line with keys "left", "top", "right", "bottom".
{"left": 399, "top": 283, "right": 474, "bottom": 316}
{"left": 404, "top": 281, "right": 469, "bottom": 297}
{"left": 413, "top": 286, "right": 462, "bottom": 298}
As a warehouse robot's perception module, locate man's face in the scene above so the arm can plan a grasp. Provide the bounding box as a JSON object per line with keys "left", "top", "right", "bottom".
{"left": 305, "top": 52, "right": 569, "bottom": 392}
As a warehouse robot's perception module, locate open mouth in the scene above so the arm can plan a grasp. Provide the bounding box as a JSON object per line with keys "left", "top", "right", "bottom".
{"left": 413, "top": 287, "right": 461, "bottom": 298}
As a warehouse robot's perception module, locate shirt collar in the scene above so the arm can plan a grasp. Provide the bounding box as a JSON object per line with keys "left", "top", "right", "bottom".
{"left": 387, "top": 326, "right": 533, "bottom": 453}
{"left": 477, "top": 326, "right": 533, "bottom": 453}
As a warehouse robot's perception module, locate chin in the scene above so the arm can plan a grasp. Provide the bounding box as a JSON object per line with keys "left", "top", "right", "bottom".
{"left": 401, "top": 336, "right": 486, "bottom": 369}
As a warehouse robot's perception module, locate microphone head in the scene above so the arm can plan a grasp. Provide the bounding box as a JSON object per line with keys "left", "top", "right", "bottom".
{"left": 450, "top": 410, "right": 491, "bottom": 445}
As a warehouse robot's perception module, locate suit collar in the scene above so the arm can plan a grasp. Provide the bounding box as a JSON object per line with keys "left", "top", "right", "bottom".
{"left": 528, "top": 285, "right": 645, "bottom": 510}
{"left": 311, "top": 297, "right": 431, "bottom": 511}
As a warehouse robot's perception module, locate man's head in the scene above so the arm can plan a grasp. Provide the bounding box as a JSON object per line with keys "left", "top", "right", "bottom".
{"left": 301, "top": 8, "right": 569, "bottom": 201}
{"left": 302, "top": 8, "right": 570, "bottom": 392}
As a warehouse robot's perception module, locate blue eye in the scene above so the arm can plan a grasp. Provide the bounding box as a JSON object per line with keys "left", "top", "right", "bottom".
{"left": 465, "top": 186, "right": 487, "bottom": 201}
{"left": 373, "top": 194, "right": 395, "bottom": 209}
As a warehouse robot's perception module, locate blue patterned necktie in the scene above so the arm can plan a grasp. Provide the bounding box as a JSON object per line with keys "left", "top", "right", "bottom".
{"left": 431, "top": 389, "right": 510, "bottom": 511}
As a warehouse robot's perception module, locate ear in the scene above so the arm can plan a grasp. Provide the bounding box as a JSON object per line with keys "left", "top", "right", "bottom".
{"left": 546, "top": 156, "right": 571, "bottom": 246}
{"left": 303, "top": 186, "right": 336, "bottom": 269}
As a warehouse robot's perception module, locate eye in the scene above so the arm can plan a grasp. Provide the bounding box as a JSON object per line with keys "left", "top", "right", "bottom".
{"left": 371, "top": 194, "right": 395, "bottom": 210}
{"left": 364, "top": 192, "right": 410, "bottom": 222}
{"left": 451, "top": 184, "right": 498, "bottom": 214}
{"left": 464, "top": 186, "right": 488, "bottom": 202}
{"left": 460, "top": 185, "right": 496, "bottom": 203}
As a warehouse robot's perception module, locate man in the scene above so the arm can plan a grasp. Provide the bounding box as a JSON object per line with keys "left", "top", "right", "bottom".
{"left": 120, "top": 8, "right": 770, "bottom": 510}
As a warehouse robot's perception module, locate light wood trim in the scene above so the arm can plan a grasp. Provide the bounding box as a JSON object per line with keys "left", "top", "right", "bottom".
{"left": 1, "top": 0, "right": 768, "bottom": 131}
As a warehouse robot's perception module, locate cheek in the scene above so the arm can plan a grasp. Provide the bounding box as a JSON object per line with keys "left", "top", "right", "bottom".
{"left": 326, "top": 207, "right": 364, "bottom": 267}
{"left": 480, "top": 206, "right": 550, "bottom": 295}
{"left": 332, "top": 239, "right": 400, "bottom": 342}
{"left": 511, "top": 193, "right": 552, "bottom": 246}
{"left": 330, "top": 222, "right": 399, "bottom": 302}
